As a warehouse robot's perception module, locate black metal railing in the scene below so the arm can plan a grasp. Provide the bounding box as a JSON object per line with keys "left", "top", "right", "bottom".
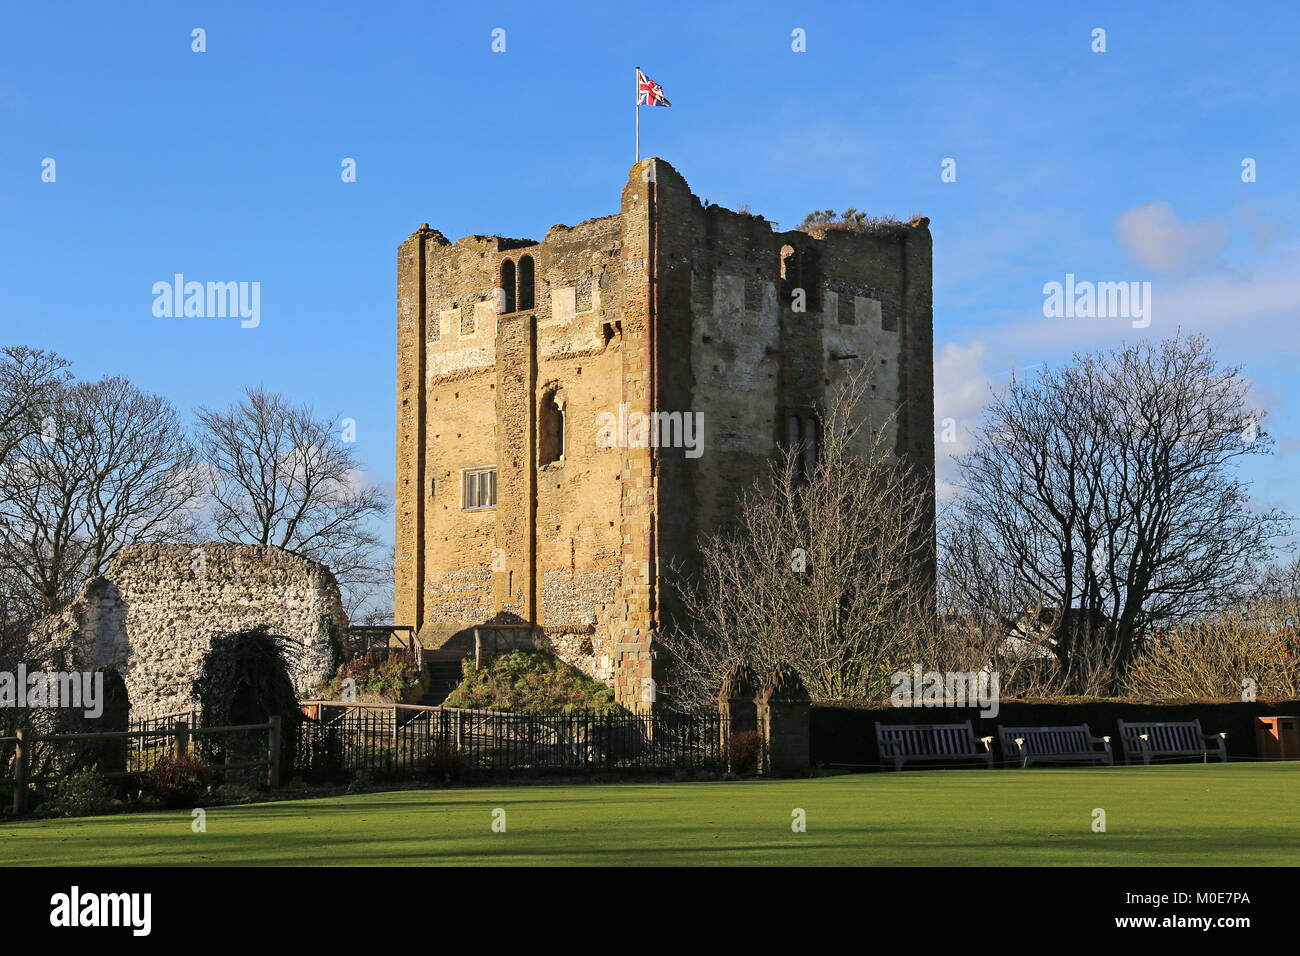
{"left": 295, "top": 701, "right": 725, "bottom": 778}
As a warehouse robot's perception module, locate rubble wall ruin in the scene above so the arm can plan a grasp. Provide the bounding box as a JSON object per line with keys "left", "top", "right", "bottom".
{"left": 45, "top": 543, "right": 346, "bottom": 720}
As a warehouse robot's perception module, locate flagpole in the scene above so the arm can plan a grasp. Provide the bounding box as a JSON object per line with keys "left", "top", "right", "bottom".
{"left": 634, "top": 67, "right": 640, "bottom": 163}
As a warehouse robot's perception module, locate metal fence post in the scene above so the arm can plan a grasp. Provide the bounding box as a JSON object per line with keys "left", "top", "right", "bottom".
{"left": 12, "top": 729, "right": 28, "bottom": 815}
{"left": 267, "top": 715, "right": 282, "bottom": 788}
{"left": 391, "top": 705, "right": 399, "bottom": 774}
{"left": 174, "top": 719, "right": 190, "bottom": 757}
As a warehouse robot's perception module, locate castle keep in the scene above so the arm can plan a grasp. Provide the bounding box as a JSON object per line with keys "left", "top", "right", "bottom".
{"left": 395, "top": 159, "right": 934, "bottom": 708}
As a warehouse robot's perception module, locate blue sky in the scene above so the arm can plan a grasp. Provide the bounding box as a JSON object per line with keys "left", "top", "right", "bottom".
{"left": 3, "top": 0, "right": 1299, "bottom": 554}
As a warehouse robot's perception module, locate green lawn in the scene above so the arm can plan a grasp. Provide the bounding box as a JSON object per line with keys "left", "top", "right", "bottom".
{"left": 3, "top": 763, "right": 1296, "bottom": 866}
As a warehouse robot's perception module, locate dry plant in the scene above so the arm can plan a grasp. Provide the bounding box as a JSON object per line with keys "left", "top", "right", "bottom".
{"left": 1125, "top": 562, "right": 1300, "bottom": 701}
{"left": 660, "top": 366, "right": 934, "bottom": 708}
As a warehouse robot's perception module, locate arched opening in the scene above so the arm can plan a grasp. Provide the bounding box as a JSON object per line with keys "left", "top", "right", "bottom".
{"left": 518, "top": 255, "right": 535, "bottom": 311}
{"left": 540, "top": 388, "right": 565, "bottom": 465}
{"left": 499, "top": 259, "right": 517, "bottom": 314}
{"left": 779, "top": 245, "right": 799, "bottom": 304}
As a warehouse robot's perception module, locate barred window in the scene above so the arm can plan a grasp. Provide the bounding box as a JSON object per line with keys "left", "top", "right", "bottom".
{"left": 463, "top": 468, "right": 497, "bottom": 510}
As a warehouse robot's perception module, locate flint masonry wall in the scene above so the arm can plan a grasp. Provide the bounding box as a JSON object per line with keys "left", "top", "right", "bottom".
{"left": 46, "top": 543, "right": 346, "bottom": 720}
{"left": 395, "top": 159, "right": 934, "bottom": 709}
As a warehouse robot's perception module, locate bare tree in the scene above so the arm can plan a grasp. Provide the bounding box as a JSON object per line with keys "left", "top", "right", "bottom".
{"left": 1, "top": 347, "right": 72, "bottom": 634}
{"left": 660, "top": 368, "right": 934, "bottom": 707}
{"left": 0, "top": 346, "right": 71, "bottom": 474}
{"left": 0, "top": 375, "right": 200, "bottom": 619}
{"left": 196, "top": 387, "right": 389, "bottom": 616}
{"left": 947, "top": 333, "right": 1288, "bottom": 694}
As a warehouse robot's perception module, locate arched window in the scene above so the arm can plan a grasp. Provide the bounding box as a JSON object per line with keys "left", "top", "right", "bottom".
{"left": 779, "top": 245, "right": 799, "bottom": 304}
{"left": 540, "top": 388, "right": 565, "bottom": 465}
{"left": 518, "top": 255, "right": 535, "bottom": 311}
{"left": 499, "top": 259, "right": 516, "bottom": 314}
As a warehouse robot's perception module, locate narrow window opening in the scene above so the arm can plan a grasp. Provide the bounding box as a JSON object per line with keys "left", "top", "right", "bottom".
{"left": 540, "top": 389, "right": 566, "bottom": 465}
{"left": 787, "top": 413, "right": 803, "bottom": 479}
{"left": 779, "top": 245, "right": 799, "bottom": 304}
{"left": 802, "top": 417, "right": 818, "bottom": 479}
{"left": 499, "top": 259, "right": 516, "bottom": 314}
{"left": 518, "top": 255, "right": 535, "bottom": 311}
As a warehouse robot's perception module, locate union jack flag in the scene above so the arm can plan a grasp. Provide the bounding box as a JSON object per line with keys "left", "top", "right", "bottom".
{"left": 636, "top": 68, "right": 671, "bottom": 107}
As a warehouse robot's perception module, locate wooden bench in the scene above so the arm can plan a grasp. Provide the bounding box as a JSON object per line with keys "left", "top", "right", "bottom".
{"left": 1116, "top": 720, "right": 1227, "bottom": 765}
{"left": 997, "top": 724, "right": 1113, "bottom": 767}
{"left": 875, "top": 721, "right": 994, "bottom": 771}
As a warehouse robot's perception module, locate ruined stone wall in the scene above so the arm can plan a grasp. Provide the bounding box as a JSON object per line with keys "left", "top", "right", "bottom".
{"left": 643, "top": 160, "right": 936, "bottom": 665}
{"left": 44, "top": 543, "right": 346, "bottom": 720}
{"left": 648, "top": 161, "right": 934, "bottom": 544}
{"left": 395, "top": 158, "right": 934, "bottom": 708}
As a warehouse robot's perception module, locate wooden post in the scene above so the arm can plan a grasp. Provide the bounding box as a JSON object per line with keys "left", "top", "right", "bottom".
{"left": 267, "top": 716, "right": 282, "bottom": 788}
{"left": 12, "top": 729, "right": 28, "bottom": 815}
{"left": 174, "top": 719, "right": 190, "bottom": 757}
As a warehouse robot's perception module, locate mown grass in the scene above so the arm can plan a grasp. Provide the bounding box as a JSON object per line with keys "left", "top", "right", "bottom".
{"left": 2, "top": 763, "right": 1295, "bottom": 866}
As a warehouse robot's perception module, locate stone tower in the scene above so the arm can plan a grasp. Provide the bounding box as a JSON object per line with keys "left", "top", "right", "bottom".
{"left": 395, "top": 159, "right": 934, "bottom": 709}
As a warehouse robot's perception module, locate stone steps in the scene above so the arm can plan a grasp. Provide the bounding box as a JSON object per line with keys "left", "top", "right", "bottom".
{"left": 421, "top": 652, "right": 468, "bottom": 706}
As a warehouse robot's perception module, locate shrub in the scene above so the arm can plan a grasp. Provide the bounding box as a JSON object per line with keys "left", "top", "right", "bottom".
{"left": 423, "top": 743, "right": 466, "bottom": 784}
{"left": 321, "top": 651, "right": 424, "bottom": 702}
{"left": 297, "top": 723, "right": 351, "bottom": 785}
{"left": 145, "top": 754, "right": 211, "bottom": 808}
{"left": 191, "top": 625, "right": 301, "bottom": 777}
{"left": 1125, "top": 612, "right": 1300, "bottom": 701}
{"left": 728, "top": 731, "right": 764, "bottom": 775}
{"left": 797, "top": 208, "right": 924, "bottom": 239}
{"left": 444, "top": 650, "right": 617, "bottom": 713}
{"left": 49, "top": 770, "right": 114, "bottom": 817}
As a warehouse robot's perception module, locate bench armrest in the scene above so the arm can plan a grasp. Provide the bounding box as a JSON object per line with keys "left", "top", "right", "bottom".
{"left": 976, "top": 735, "right": 994, "bottom": 752}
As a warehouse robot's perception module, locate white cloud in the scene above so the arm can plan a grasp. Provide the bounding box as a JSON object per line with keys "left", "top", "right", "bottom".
{"left": 1114, "top": 201, "right": 1229, "bottom": 273}
{"left": 933, "top": 340, "right": 997, "bottom": 500}
{"left": 996, "top": 238, "right": 1300, "bottom": 355}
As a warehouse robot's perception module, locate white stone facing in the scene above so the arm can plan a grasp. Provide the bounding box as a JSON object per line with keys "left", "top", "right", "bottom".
{"left": 42, "top": 543, "right": 347, "bottom": 720}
